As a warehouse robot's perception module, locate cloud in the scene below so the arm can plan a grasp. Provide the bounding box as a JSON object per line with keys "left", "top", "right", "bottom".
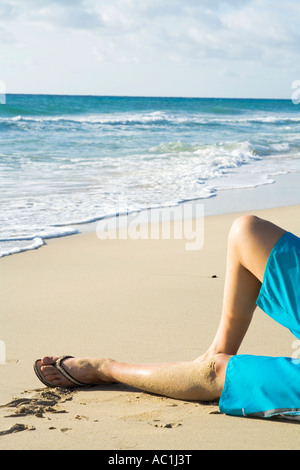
{"left": 2, "top": 0, "right": 299, "bottom": 57}
{"left": 1, "top": 0, "right": 102, "bottom": 30}
{"left": 1, "top": 1, "right": 298, "bottom": 62}
{"left": 1, "top": 0, "right": 300, "bottom": 97}
{"left": 0, "top": 1, "right": 17, "bottom": 18}
{"left": 91, "top": 0, "right": 300, "bottom": 68}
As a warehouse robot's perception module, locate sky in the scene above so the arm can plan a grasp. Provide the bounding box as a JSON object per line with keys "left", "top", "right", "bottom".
{"left": 1, "top": 0, "right": 300, "bottom": 98}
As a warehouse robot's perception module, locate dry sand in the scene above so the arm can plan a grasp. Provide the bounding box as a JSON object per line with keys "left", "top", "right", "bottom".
{"left": 1, "top": 204, "right": 300, "bottom": 450}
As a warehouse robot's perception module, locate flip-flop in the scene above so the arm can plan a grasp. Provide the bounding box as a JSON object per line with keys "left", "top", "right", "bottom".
{"left": 33, "top": 355, "right": 86, "bottom": 388}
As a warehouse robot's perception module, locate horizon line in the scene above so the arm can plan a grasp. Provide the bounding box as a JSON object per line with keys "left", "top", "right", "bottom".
{"left": 5, "top": 92, "right": 292, "bottom": 101}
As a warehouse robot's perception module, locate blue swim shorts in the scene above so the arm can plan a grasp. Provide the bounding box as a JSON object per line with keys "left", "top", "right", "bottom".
{"left": 219, "top": 231, "right": 300, "bottom": 419}
{"left": 256, "top": 231, "right": 300, "bottom": 339}
{"left": 219, "top": 355, "right": 300, "bottom": 419}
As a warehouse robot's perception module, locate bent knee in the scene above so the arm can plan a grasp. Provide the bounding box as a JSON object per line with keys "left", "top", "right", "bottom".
{"left": 229, "top": 215, "right": 262, "bottom": 244}
{"left": 228, "top": 214, "right": 286, "bottom": 280}
{"left": 229, "top": 214, "right": 285, "bottom": 250}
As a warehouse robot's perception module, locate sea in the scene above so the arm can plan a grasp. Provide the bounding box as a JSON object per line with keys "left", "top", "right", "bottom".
{"left": 0, "top": 94, "right": 300, "bottom": 257}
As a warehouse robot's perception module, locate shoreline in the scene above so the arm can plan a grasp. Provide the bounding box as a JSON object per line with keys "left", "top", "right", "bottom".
{"left": 61, "top": 170, "right": 300, "bottom": 234}
{"left": 1, "top": 202, "right": 300, "bottom": 449}
{"left": 1, "top": 171, "right": 299, "bottom": 259}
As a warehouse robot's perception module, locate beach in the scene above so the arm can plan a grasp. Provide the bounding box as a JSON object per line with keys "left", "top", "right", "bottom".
{"left": 2, "top": 0, "right": 300, "bottom": 453}
{"left": 1, "top": 193, "right": 300, "bottom": 450}
{"left": 1, "top": 94, "right": 300, "bottom": 451}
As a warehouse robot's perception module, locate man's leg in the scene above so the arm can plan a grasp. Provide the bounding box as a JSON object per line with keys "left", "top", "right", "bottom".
{"left": 198, "top": 215, "right": 286, "bottom": 360}
{"left": 37, "top": 353, "right": 230, "bottom": 401}
{"left": 35, "top": 216, "right": 286, "bottom": 400}
{"left": 104, "top": 354, "right": 228, "bottom": 401}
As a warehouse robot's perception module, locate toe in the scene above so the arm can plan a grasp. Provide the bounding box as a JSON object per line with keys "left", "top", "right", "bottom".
{"left": 41, "top": 356, "right": 59, "bottom": 365}
{"left": 41, "top": 365, "right": 58, "bottom": 376}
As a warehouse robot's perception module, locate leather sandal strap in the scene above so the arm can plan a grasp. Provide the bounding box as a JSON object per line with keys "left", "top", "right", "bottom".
{"left": 54, "top": 355, "right": 86, "bottom": 386}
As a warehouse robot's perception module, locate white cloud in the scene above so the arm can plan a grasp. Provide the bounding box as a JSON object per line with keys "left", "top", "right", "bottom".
{"left": 2, "top": 0, "right": 299, "bottom": 63}
{"left": 0, "top": 0, "right": 300, "bottom": 97}
{"left": 8, "top": 0, "right": 102, "bottom": 30}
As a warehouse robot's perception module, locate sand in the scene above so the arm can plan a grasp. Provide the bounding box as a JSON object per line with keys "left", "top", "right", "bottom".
{"left": 1, "top": 203, "right": 300, "bottom": 450}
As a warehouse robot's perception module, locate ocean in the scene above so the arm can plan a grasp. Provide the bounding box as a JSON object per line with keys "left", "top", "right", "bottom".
{"left": 0, "top": 94, "right": 300, "bottom": 257}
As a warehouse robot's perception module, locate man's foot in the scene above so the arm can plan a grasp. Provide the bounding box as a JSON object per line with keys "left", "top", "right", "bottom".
{"left": 35, "top": 356, "right": 114, "bottom": 388}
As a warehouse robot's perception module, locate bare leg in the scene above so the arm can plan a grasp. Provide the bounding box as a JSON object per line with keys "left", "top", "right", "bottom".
{"left": 197, "top": 215, "right": 286, "bottom": 360}
{"left": 38, "top": 353, "right": 230, "bottom": 401}
{"left": 35, "top": 216, "right": 286, "bottom": 401}
{"left": 106, "top": 355, "right": 228, "bottom": 400}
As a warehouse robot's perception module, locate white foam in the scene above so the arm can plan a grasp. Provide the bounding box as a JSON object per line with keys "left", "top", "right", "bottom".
{"left": 0, "top": 237, "right": 45, "bottom": 258}
{"left": 1, "top": 137, "right": 298, "bottom": 258}
{"left": 3, "top": 112, "right": 300, "bottom": 127}
{"left": 1, "top": 102, "right": 300, "bottom": 258}
{"left": 0, "top": 229, "right": 79, "bottom": 257}
{"left": 0, "top": 111, "right": 170, "bottom": 126}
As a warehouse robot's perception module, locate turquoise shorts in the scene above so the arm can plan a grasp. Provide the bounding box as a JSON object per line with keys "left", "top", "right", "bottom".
{"left": 219, "top": 231, "right": 300, "bottom": 419}
{"left": 219, "top": 355, "right": 300, "bottom": 419}
{"left": 256, "top": 232, "right": 300, "bottom": 339}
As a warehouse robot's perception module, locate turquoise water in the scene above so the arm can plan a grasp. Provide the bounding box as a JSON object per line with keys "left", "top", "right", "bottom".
{"left": 0, "top": 94, "right": 300, "bottom": 256}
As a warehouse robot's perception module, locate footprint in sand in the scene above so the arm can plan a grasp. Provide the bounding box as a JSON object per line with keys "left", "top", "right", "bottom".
{"left": 0, "top": 423, "right": 36, "bottom": 436}
{"left": 151, "top": 420, "right": 182, "bottom": 428}
{"left": 0, "top": 388, "right": 74, "bottom": 419}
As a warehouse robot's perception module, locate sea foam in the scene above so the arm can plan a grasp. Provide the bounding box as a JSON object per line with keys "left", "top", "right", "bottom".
{"left": 1, "top": 95, "right": 299, "bottom": 257}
